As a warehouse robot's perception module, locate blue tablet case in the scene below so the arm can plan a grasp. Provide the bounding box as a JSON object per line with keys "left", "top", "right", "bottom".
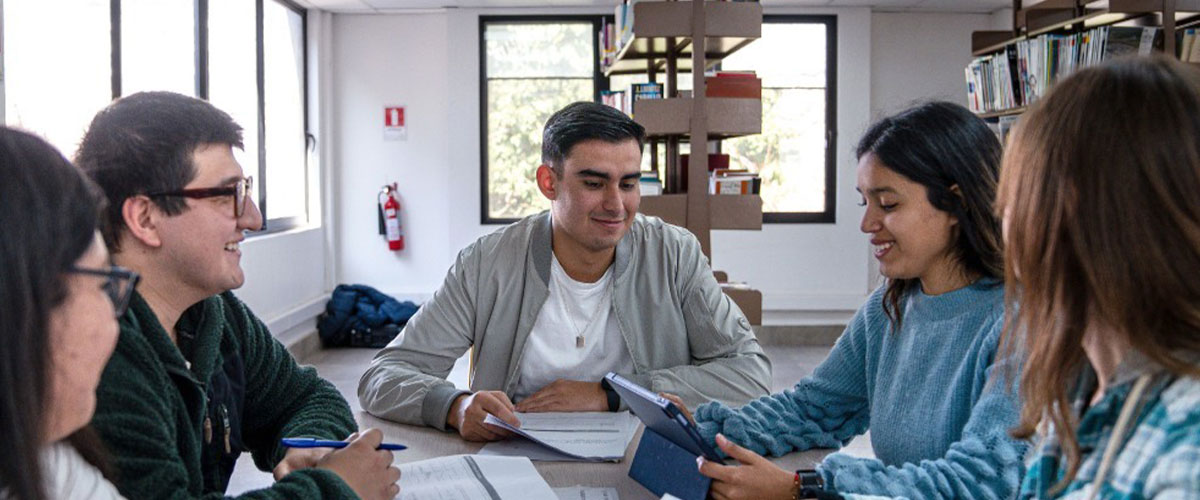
{"left": 629, "top": 427, "right": 712, "bottom": 500}
{"left": 605, "top": 372, "right": 722, "bottom": 500}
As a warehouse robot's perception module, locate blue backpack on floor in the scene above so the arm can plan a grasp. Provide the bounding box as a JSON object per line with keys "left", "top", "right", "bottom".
{"left": 317, "top": 284, "right": 419, "bottom": 348}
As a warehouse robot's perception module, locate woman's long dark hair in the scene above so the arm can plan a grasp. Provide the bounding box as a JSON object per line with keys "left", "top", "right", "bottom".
{"left": 856, "top": 102, "right": 1004, "bottom": 328}
{"left": 0, "top": 127, "right": 111, "bottom": 499}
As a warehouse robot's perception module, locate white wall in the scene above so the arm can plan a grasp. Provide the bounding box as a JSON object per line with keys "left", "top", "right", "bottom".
{"left": 331, "top": 13, "right": 454, "bottom": 301}
{"left": 863, "top": 11, "right": 1004, "bottom": 288}
{"left": 327, "top": 7, "right": 1007, "bottom": 325}
{"left": 871, "top": 11, "right": 1001, "bottom": 117}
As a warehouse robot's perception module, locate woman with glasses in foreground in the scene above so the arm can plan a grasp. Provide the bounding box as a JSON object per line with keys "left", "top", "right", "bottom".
{"left": 1002, "top": 56, "right": 1200, "bottom": 498}
{"left": 0, "top": 127, "right": 138, "bottom": 499}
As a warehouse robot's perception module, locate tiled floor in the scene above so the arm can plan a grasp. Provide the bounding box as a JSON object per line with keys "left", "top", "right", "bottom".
{"left": 227, "top": 338, "right": 873, "bottom": 494}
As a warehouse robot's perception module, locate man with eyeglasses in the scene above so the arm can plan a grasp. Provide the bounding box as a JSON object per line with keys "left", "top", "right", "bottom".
{"left": 76, "top": 91, "right": 400, "bottom": 500}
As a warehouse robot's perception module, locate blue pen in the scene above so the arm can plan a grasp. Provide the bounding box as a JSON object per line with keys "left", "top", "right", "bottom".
{"left": 281, "top": 437, "right": 407, "bottom": 451}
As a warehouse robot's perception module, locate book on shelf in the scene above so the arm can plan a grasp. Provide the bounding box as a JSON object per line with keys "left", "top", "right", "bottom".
{"left": 705, "top": 70, "right": 761, "bottom": 99}
{"left": 710, "top": 175, "right": 760, "bottom": 195}
{"left": 965, "top": 26, "right": 1161, "bottom": 114}
{"left": 680, "top": 153, "right": 730, "bottom": 172}
{"left": 600, "top": 82, "right": 662, "bottom": 117}
{"left": 601, "top": 90, "right": 626, "bottom": 113}
{"left": 1181, "top": 29, "right": 1200, "bottom": 62}
{"left": 713, "top": 70, "right": 758, "bottom": 78}
{"left": 997, "top": 115, "right": 1019, "bottom": 147}
{"left": 639, "top": 175, "right": 663, "bottom": 196}
{"left": 599, "top": 19, "right": 616, "bottom": 68}
{"left": 600, "top": 0, "right": 638, "bottom": 70}
{"left": 709, "top": 168, "right": 760, "bottom": 195}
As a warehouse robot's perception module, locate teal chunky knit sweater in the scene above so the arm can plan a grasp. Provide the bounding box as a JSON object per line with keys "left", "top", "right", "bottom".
{"left": 696, "top": 280, "right": 1026, "bottom": 499}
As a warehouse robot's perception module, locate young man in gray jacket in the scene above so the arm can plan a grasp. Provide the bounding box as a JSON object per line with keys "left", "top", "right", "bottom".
{"left": 358, "top": 102, "right": 771, "bottom": 441}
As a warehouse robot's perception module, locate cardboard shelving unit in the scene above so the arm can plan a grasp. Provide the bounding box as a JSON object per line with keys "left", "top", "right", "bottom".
{"left": 604, "top": 0, "right": 764, "bottom": 323}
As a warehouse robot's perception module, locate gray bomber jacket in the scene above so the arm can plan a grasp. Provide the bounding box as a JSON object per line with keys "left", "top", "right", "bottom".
{"left": 357, "top": 212, "right": 772, "bottom": 430}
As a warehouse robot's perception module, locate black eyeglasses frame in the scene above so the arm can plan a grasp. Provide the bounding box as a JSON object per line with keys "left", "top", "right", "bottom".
{"left": 145, "top": 176, "right": 254, "bottom": 218}
{"left": 68, "top": 265, "right": 141, "bottom": 318}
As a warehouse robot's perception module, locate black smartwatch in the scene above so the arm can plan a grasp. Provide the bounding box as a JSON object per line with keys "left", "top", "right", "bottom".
{"left": 797, "top": 469, "right": 823, "bottom": 488}
{"left": 598, "top": 378, "right": 620, "bottom": 412}
{"left": 796, "top": 469, "right": 840, "bottom": 499}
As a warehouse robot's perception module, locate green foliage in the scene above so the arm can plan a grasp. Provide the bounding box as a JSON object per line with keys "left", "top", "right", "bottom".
{"left": 484, "top": 22, "right": 596, "bottom": 220}
{"left": 487, "top": 79, "right": 592, "bottom": 219}
{"left": 724, "top": 88, "right": 828, "bottom": 213}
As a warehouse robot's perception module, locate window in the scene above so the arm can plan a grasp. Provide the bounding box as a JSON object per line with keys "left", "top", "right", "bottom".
{"left": 2, "top": 0, "right": 310, "bottom": 233}
{"left": 3, "top": 0, "right": 111, "bottom": 154}
{"left": 120, "top": 0, "right": 196, "bottom": 96}
{"left": 479, "top": 15, "right": 837, "bottom": 224}
{"left": 209, "top": 0, "right": 261, "bottom": 215}
{"left": 262, "top": 1, "right": 308, "bottom": 225}
{"left": 480, "top": 17, "right": 602, "bottom": 223}
{"left": 720, "top": 16, "right": 837, "bottom": 223}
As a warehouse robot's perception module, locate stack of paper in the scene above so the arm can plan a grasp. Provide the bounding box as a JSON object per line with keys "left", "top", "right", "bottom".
{"left": 479, "top": 411, "right": 640, "bottom": 462}
{"left": 552, "top": 487, "right": 619, "bottom": 500}
{"left": 398, "top": 454, "right": 557, "bottom": 500}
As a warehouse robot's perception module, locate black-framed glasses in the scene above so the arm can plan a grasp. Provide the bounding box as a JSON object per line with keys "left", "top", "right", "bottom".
{"left": 145, "top": 176, "right": 254, "bottom": 218}
{"left": 68, "top": 265, "right": 141, "bottom": 317}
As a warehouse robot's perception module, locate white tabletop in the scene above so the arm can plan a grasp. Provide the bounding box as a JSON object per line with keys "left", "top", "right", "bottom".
{"left": 358, "top": 411, "right": 834, "bottom": 500}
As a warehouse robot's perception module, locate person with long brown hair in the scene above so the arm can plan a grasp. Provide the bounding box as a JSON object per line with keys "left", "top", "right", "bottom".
{"left": 1000, "top": 55, "right": 1200, "bottom": 498}
{"left": 665, "top": 101, "right": 1027, "bottom": 499}
{"left": 0, "top": 126, "right": 133, "bottom": 499}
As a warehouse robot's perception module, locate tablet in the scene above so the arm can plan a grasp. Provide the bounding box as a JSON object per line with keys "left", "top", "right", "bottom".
{"left": 603, "top": 372, "right": 725, "bottom": 462}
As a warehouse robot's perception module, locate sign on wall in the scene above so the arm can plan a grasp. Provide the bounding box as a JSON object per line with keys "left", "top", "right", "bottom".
{"left": 384, "top": 105, "right": 406, "bottom": 141}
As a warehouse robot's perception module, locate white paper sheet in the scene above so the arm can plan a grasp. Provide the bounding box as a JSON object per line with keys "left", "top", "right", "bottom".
{"left": 552, "top": 486, "right": 620, "bottom": 500}
{"left": 479, "top": 412, "right": 639, "bottom": 462}
{"left": 397, "top": 454, "right": 557, "bottom": 500}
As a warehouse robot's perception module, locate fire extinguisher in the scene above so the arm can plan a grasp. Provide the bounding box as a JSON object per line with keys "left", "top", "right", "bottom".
{"left": 379, "top": 183, "right": 404, "bottom": 251}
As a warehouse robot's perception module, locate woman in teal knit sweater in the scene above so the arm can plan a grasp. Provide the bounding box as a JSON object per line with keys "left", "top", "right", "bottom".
{"left": 670, "top": 102, "right": 1026, "bottom": 500}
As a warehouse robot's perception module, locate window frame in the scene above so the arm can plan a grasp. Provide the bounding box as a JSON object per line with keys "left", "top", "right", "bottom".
{"left": 478, "top": 15, "right": 607, "bottom": 225}
{"left": 477, "top": 14, "right": 838, "bottom": 225}
{"left": 746, "top": 15, "right": 838, "bottom": 224}
{"left": 108, "top": 0, "right": 309, "bottom": 235}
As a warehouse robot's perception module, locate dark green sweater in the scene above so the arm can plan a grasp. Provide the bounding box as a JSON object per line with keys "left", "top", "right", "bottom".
{"left": 92, "top": 291, "right": 359, "bottom": 499}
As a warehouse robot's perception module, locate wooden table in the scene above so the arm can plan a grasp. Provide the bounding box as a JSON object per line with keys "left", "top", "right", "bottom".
{"left": 358, "top": 411, "right": 834, "bottom": 500}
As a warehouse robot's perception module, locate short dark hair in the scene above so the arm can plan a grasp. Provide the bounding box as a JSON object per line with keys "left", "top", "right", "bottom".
{"left": 541, "top": 101, "right": 646, "bottom": 175}
{"left": 0, "top": 127, "right": 112, "bottom": 500}
{"left": 856, "top": 101, "right": 1004, "bottom": 328}
{"left": 75, "top": 91, "right": 243, "bottom": 251}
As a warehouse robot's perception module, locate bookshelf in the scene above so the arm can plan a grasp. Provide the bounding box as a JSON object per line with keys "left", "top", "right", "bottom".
{"left": 967, "top": 0, "right": 1200, "bottom": 117}
{"left": 603, "top": 0, "right": 765, "bottom": 323}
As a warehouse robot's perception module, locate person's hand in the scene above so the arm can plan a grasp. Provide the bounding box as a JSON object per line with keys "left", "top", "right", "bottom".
{"left": 514, "top": 379, "right": 607, "bottom": 413}
{"left": 659, "top": 393, "right": 695, "bottom": 425}
{"left": 315, "top": 429, "right": 401, "bottom": 500}
{"left": 273, "top": 446, "right": 333, "bottom": 480}
{"left": 447, "top": 391, "right": 519, "bottom": 441}
{"left": 698, "top": 434, "right": 796, "bottom": 500}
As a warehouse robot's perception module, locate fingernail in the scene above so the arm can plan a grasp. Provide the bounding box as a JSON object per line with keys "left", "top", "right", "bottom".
{"left": 716, "top": 434, "right": 726, "bottom": 445}
{"left": 696, "top": 456, "right": 705, "bottom": 470}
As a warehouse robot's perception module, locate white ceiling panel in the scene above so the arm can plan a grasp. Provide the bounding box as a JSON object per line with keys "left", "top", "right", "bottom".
{"left": 821, "top": 0, "right": 925, "bottom": 6}
{"left": 363, "top": 0, "right": 458, "bottom": 9}
{"left": 303, "top": 0, "right": 1012, "bottom": 14}
{"left": 299, "top": 0, "right": 376, "bottom": 12}
{"left": 913, "top": 0, "right": 1011, "bottom": 12}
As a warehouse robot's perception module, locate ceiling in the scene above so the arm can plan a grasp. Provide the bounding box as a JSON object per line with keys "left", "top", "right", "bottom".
{"left": 296, "top": 0, "right": 1013, "bottom": 14}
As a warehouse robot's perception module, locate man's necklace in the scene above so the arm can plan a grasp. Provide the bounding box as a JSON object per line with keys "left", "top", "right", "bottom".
{"left": 560, "top": 283, "right": 610, "bottom": 349}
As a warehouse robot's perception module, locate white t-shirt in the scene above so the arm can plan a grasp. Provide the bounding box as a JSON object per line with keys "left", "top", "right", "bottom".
{"left": 41, "top": 442, "right": 126, "bottom": 500}
{"left": 513, "top": 255, "right": 634, "bottom": 401}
